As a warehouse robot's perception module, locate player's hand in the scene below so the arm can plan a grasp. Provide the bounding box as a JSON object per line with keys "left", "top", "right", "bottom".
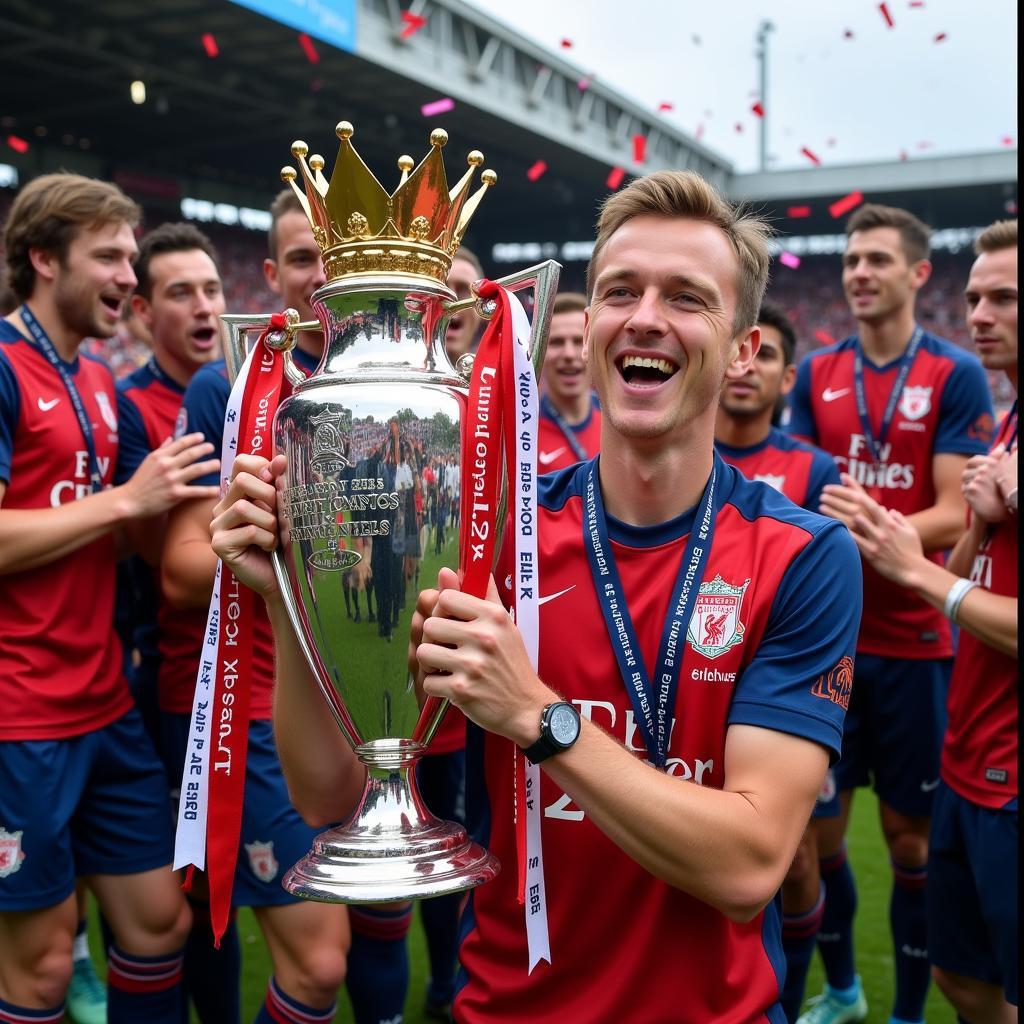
{"left": 848, "top": 503, "right": 925, "bottom": 588}
{"left": 407, "top": 567, "right": 458, "bottom": 707}
{"left": 962, "top": 444, "right": 1007, "bottom": 523}
{"left": 819, "top": 473, "right": 883, "bottom": 531}
{"left": 417, "top": 573, "right": 554, "bottom": 746}
{"left": 120, "top": 432, "right": 220, "bottom": 517}
{"left": 210, "top": 453, "right": 286, "bottom": 600}
{"left": 994, "top": 447, "right": 1017, "bottom": 512}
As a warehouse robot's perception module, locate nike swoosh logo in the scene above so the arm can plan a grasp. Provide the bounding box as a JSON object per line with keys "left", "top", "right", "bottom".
{"left": 538, "top": 584, "right": 576, "bottom": 606}
{"left": 822, "top": 387, "right": 851, "bottom": 403}
{"left": 38, "top": 396, "right": 60, "bottom": 411}
{"left": 538, "top": 448, "right": 567, "bottom": 466}
{"left": 920, "top": 779, "right": 939, "bottom": 792}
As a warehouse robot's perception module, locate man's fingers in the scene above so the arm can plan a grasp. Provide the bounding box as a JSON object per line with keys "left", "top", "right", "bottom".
{"left": 177, "top": 458, "right": 221, "bottom": 484}
{"left": 437, "top": 566, "right": 460, "bottom": 592}
{"left": 417, "top": 642, "right": 461, "bottom": 675}
{"left": 214, "top": 498, "right": 278, "bottom": 535}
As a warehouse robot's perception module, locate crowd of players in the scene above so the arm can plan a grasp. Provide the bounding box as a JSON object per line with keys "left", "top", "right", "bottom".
{"left": 0, "top": 161, "right": 1016, "bottom": 1024}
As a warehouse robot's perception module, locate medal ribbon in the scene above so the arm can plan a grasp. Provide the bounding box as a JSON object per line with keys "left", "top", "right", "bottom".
{"left": 20, "top": 304, "right": 104, "bottom": 493}
{"left": 173, "top": 315, "right": 287, "bottom": 946}
{"left": 1002, "top": 399, "right": 1018, "bottom": 453}
{"left": 583, "top": 458, "right": 719, "bottom": 768}
{"left": 540, "top": 394, "right": 588, "bottom": 462}
{"left": 853, "top": 326, "right": 923, "bottom": 465}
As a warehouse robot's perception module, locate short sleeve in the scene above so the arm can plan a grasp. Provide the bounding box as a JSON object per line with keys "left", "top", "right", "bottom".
{"left": 728, "top": 520, "right": 862, "bottom": 762}
{"left": 803, "top": 446, "right": 841, "bottom": 513}
{"left": 787, "top": 357, "right": 818, "bottom": 444}
{"left": 179, "top": 364, "right": 229, "bottom": 488}
{"left": 0, "top": 352, "right": 20, "bottom": 484}
{"left": 114, "top": 389, "right": 151, "bottom": 485}
{"left": 934, "top": 355, "right": 996, "bottom": 456}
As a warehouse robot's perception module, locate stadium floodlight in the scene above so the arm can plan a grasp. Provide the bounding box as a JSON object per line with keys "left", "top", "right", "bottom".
{"left": 130, "top": 80, "right": 146, "bottom": 105}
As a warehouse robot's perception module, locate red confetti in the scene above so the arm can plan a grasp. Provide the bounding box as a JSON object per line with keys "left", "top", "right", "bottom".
{"left": 843, "top": 29, "right": 855, "bottom": 39}
{"left": 787, "top": 205, "right": 812, "bottom": 218}
{"left": 933, "top": 32, "right": 947, "bottom": 42}
{"left": 632, "top": 135, "right": 647, "bottom": 163}
{"left": 751, "top": 102, "right": 764, "bottom": 118}
{"left": 606, "top": 166, "right": 626, "bottom": 190}
{"left": 298, "top": 33, "right": 320, "bottom": 63}
{"left": 6, "top": 134, "right": 29, "bottom": 154}
{"left": 814, "top": 330, "right": 836, "bottom": 346}
{"left": 400, "top": 11, "right": 427, "bottom": 38}
{"left": 800, "top": 146, "right": 821, "bottom": 166}
{"left": 829, "top": 190, "right": 865, "bottom": 219}
{"left": 560, "top": 38, "right": 573, "bottom": 48}
{"left": 526, "top": 160, "right": 547, "bottom": 182}
{"left": 878, "top": 2, "right": 894, "bottom": 27}
{"left": 201, "top": 33, "right": 219, "bottom": 58}
{"left": 657, "top": 102, "right": 674, "bottom": 112}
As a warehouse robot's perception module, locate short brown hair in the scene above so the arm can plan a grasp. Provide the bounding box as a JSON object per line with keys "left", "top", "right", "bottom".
{"left": 3, "top": 172, "right": 140, "bottom": 303}
{"left": 553, "top": 291, "right": 588, "bottom": 315}
{"left": 587, "top": 170, "right": 771, "bottom": 332}
{"left": 974, "top": 219, "right": 1017, "bottom": 255}
{"left": 452, "top": 244, "right": 483, "bottom": 278}
{"left": 268, "top": 187, "right": 306, "bottom": 260}
{"left": 134, "top": 222, "right": 220, "bottom": 299}
{"left": 845, "top": 204, "right": 931, "bottom": 264}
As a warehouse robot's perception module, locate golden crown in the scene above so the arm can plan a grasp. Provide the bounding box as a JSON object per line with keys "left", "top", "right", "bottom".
{"left": 281, "top": 121, "right": 496, "bottom": 285}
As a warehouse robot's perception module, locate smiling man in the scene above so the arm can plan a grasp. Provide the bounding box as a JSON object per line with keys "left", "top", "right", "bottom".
{"left": 537, "top": 291, "right": 602, "bottom": 471}
{"left": 210, "top": 169, "right": 863, "bottom": 1022}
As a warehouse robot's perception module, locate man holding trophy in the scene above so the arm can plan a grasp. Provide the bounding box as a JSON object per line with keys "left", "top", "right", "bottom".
{"left": 209, "top": 120, "right": 862, "bottom": 1022}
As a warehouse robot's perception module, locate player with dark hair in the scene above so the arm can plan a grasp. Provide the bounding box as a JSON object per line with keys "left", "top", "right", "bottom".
{"left": 538, "top": 291, "right": 602, "bottom": 472}
{"left": 0, "top": 172, "right": 220, "bottom": 1024}
{"left": 211, "top": 168, "right": 863, "bottom": 1022}
{"left": 789, "top": 204, "right": 995, "bottom": 1024}
{"left": 848, "top": 219, "right": 1017, "bottom": 1024}
{"left": 443, "top": 244, "right": 484, "bottom": 363}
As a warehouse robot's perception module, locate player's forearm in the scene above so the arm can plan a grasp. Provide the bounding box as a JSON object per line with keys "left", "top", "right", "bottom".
{"left": 542, "top": 721, "right": 822, "bottom": 922}
{"left": 161, "top": 537, "right": 218, "bottom": 608}
{"left": 268, "top": 596, "right": 365, "bottom": 827}
{"left": 945, "top": 514, "right": 986, "bottom": 579}
{"left": 905, "top": 499, "right": 968, "bottom": 552}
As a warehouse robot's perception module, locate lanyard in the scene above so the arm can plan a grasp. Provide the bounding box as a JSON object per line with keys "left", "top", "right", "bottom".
{"left": 145, "top": 356, "right": 183, "bottom": 392}
{"left": 541, "top": 394, "right": 589, "bottom": 461}
{"left": 20, "top": 304, "right": 104, "bottom": 493}
{"left": 583, "top": 458, "right": 718, "bottom": 768}
{"left": 1003, "top": 400, "right": 1018, "bottom": 453}
{"left": 853, "top": 326, "right": 923, "bottom": 465}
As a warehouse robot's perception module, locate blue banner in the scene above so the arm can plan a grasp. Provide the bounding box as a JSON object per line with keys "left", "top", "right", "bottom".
{"left": 229, "top": 0, "right": 356, "bottom": 53}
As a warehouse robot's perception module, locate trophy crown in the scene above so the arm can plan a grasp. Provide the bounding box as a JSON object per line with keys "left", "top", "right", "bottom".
{"left": 281, "top": 120, "right": 496, "bottom": 284}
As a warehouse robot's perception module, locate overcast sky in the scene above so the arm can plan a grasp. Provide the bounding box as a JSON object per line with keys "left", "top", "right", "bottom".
{"left": 464, "top": 0, "right": 1017, "bottom": 173}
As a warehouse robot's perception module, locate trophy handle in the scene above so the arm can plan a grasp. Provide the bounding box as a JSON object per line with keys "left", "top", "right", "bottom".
{"left": 218, "top": 311, "right": 312, "bottom": 389}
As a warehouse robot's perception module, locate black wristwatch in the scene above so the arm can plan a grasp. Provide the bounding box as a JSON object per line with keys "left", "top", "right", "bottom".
{"left": 522, "top": 701, "right": 581, "bottom": 765}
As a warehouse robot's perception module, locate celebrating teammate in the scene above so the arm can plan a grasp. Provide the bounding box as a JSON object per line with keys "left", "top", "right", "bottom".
{"left": 0, "top": 173, "right": 219, "bottom": 1024}
{"left": 443, "top": 245, "right": 484, "bottom": 363}
{"left": 538, "top": 291, "right": 602, "bottom": 471}
{"left": 211, "top": 169, "right": 863, "bottom": 1022}
{"left": 788, "top": 204, "right": 995, "bottom": 1024}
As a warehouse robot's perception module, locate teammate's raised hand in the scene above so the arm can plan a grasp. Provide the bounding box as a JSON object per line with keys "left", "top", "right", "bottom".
{"left": 120, "top": 431, "right": 220, "bottom": 517}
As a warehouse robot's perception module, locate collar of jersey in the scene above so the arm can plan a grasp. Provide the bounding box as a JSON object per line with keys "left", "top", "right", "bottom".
{"left": 0, "top": 317, "right": 81, "bottom": 372}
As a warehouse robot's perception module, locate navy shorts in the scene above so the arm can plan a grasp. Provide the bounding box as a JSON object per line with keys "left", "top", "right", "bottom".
{"left": 811, "top": 768, "right": 841, "bottom": 819}
{"left": 928, "top": 782, "right": 1018, "bottom": 1005}
{"left": 161, "top": 713, "right": 317, "bottom": 907}
{"left": 833, "top": 653, "right": 951, "bottom": 816}
{"left": 0, "top": 710, "right": 175, "bottom": 911}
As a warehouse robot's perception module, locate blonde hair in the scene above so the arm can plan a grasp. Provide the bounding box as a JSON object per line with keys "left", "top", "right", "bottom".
{"left": 974, "top": 219, "right": 1017, "bottom": 255}
{"left": 587, "top": 170, "right": 771, "bottom": 331}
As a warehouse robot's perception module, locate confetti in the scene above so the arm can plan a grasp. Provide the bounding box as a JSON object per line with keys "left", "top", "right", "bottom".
{"left": 632, "top": 135, "right": 647, "bottom": 163}
{"left": 814, "top": 329, "right": 836, "bottom": 346}
{"left": 577, "top": 76, "right": 592, "bottom": 91}
{"left": 657, "top": 102, "right": 674, "bottom": 112}
{"left": 1001, "top": 135, "right": 1015, "bottom": 146}
{"left": 878, "top": 2, "right": 894, "bottom": 28}
{"left": 201, "top": 33, "right": 219, "bottom": 58}
{"left": 696, "top": 123, "right": 705, "bottom": 141}
{"left": 734, "top": 122, "right": 744, "bottom": 134}
{"left": 787, "top": 205, "right": 812, "bottom": 218}
{"left": 420, "top": 97, "right": 455, "bottom": 117}
{"left": 908, "top": 1, "right": 925, "bottom": 6}
{"left": 298, "top": 33, "right": 320, "bottom": 63}
{"left": 899, "top": 149, "right": 908, "bottom": 161}
{"left": 843, "top": 29, "right": 855, "bottom": 39}
{"left": 560, "top": 38, "right": 573, "bottom": 48}
{"left": 400, "top": 11, "right": 427, "bottom": 38}
{"left": 526, "top": 160, "right": 547, "bottom": 182}
{"left": 800, "top": 146, "right": 821, "bottom": 166}
{"left": 751, "top": 102, "right": 764, "bottom": 118}
{"left": 779, "top": 252, "right": 801, "bottom": 270}
{"left": 933, "top": 32, "right": 947, "bottom": 42}
{"left": 6, "top": 134, "right": 29, "bottom": 154}
{"left": 606, "top": 166, "right": 626, "bottom": 190}
{"left": 829, "top": 190, "right": 865, "bottom": 219}
{"left": 916, "top": 140, "right": 933, "bottom": 150}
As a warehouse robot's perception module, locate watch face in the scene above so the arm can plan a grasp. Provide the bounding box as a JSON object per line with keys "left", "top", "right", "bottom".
{"left": 549, "top": 704, "right": 579, "bottom": 746}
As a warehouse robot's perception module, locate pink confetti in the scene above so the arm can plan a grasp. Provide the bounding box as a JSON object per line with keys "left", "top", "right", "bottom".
{"left": 695, "top": 123, "right": 705, "bottom": 141}
{"left": 577, "top": 76, "right": 592, "bottom": 91}
{"left": 606, "top": 166, "right": 625, "bottom": 190}
{"left": 632, "top": 135, "right": 647, "bottom": 163}
{"left": 298, "top": 33, "right": 320, "bottom": 63}
{"left": 801, "top": 146, "right": 821, "bottom": 166}
{"left": 526, "top": 160, "right": 547, "bottom": 182}
{"left": 751, "top": 102, "right": 764, "bottom": 118}
{"left": 829, "top": 190, "right": 865, "bottom": 219}
{"left": 814, "top": 329, "right": 836, "bottom": 346}
{"left": 657, "top": 102, "right": 674, "bottom": 112}
{"left": 779, "top": 252, "right": 801, "bottom": 270}
{"left": 201, "top": 33, "right": 219, "bottom": 58}
{"left": 1001, "top": 135, "right": 1015, "bottom": 146}
{"left": 878, "top": 2, "right": 895, "bottom": 27}
{"left": 420, "top": 97, "right": 455, "bottom": 117}
{"left": 6, "top": 134, "right": 28, "bottom": 154}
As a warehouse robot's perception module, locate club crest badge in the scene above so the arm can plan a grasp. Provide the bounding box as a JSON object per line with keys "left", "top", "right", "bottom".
{"left": 687, "top": 575, "right": 750, "bottom": 660}
{"left": 244, "top": 839, "right": 279, "bottom": 883}
{"left": 898, "top": 385, "right": 932, "bottom": 422}
{"left": 0, "top": 827, "right": 25, "bottom": 878}
{"left": 94, "top": 391, "right": 118, "bottom": 434}
{"left": 754, "top": 473, "right": 786, "bottom": 493}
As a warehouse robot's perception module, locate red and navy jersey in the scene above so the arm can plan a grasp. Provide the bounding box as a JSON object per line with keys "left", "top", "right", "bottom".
{"left": 788, "top": 332, "right": 994, "bottom": 658}
{"left": 942, "top": 409, "right": 1018, "bottom": 810}
{"left": 116, "top": 360, "right": 207, "bottom": 709}
{"left": 0, "top": 320, "right": 133, "bottom": 739}
{"left": 455, "top": 455, "right": 862, "bottom": 1024}
{"left": 537, "top": 398, "right": 602, "bottom": 472}
{"left": 717, "top": 426, "right": 840, "bottom": 512}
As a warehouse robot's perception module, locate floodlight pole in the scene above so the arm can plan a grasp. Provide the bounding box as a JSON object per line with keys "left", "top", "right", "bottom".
{"left": 756, "top": 20, "right": 774, "bottom": 172}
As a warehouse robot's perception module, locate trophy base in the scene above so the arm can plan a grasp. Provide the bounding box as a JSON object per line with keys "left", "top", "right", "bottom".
{"left": 282, "top": 739, "right": 500, "bottom": 903}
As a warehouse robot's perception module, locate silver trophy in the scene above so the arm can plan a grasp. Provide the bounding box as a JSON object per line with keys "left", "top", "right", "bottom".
{"left": 221, "top": 121, "right": 560, "bottom": 902}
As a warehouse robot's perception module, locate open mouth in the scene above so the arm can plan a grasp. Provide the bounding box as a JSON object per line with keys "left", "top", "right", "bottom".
{"left": 100, "top": 295, "right": 123, "bottom": 315}
{"left": 446, "top": 315, "right": 464, "bottom": 334}
{"left": 617, "top": 353, "right": 679, "bottom": 387}
{"left": 191, "top": 326, "right": 217, "bottom": 348}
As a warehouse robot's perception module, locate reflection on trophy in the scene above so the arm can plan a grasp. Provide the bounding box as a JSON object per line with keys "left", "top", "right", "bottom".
{"left": 220, "top": 120, "right": 560, "bottom": 902}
